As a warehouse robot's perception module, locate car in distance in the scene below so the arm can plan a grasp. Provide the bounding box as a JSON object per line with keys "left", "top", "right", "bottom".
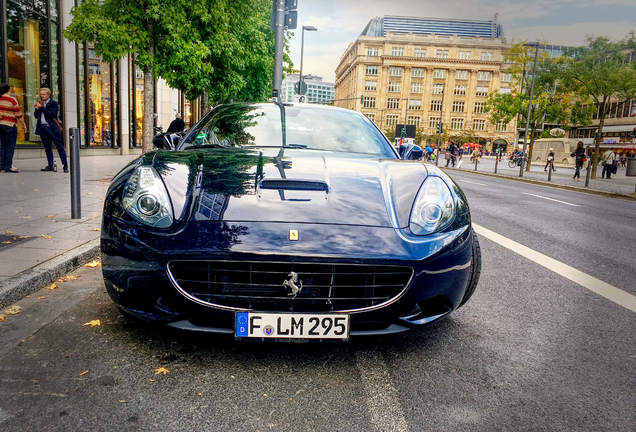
{"left": 101, "top": 103, "right": 481, "bottom": 340}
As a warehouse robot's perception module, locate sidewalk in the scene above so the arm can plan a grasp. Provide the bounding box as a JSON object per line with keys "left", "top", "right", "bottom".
{"left": 444, "top": 156, "right": 636, "bottom": 196}
{"left": 0, "top": 155, "right": 138, "bottom": 303}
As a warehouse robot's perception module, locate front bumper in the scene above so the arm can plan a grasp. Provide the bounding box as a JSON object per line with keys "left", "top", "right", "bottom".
{"left": 101, "top": 218, "right": 474, "bottom": 336}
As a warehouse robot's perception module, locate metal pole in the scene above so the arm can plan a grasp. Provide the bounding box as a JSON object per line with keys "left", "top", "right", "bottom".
{"left": 584, "top": 158, "right": 591, "bottom": 188}
{"left": 70, "top": 128, "right": 82, "bottom": 219}
{"left": 474, "top": 154, "right": 478, "bottom": 171}
{"left": 435, "top": 84, "right": 445, "bottom": 166}
{"left": 494, "top": 150, "right": 499, "bottom": 173}
{"left": 272, "top": 0, "right": 285, "bottom": 100}
{"left": 519, "top": 43, "right": 539, "bottom": 177}
{"left": 299, "top": 28, "right": 304, "bottom": 95}
{"left": 548, "top": 163, "right": 552, "bottom": 181}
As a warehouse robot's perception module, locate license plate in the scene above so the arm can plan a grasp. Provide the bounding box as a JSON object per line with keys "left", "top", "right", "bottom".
{"left": 235, "top": 312, "right": 349, "bottom": 340}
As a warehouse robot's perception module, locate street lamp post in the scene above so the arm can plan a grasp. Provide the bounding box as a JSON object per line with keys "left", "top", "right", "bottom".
{"left": 519, "top": 43, "right": 539, "bottom": 177}
{"left": 435, "top": 83, "right": 446, "bottom": 166}
{"left": 298, "top": 25, "right": 317, "bottom": 98}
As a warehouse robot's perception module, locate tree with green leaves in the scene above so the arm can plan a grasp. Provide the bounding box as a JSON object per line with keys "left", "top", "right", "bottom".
{"left": 562, "top": 34, "right": 636, "bottom": 178}
{"left": 486, "top": 43, "right": 593, "bottom": 170}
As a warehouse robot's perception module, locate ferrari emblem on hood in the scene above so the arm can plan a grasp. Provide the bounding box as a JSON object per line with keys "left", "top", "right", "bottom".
{"left": 289, "top": 229, "right": 299, "bottom": 241}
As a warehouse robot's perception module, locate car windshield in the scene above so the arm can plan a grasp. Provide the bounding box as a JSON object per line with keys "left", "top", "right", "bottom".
{"left": 180, "top": 103, "right": 395, "bottom": 157}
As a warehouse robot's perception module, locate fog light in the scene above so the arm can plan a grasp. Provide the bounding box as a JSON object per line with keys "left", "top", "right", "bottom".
{"left": 137, "top": 194, "right": 160, "bottom": 216}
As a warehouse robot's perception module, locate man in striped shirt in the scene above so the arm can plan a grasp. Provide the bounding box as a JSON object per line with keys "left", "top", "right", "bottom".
{"left": 0, "top": 83, "right": 25, "bottom": 173}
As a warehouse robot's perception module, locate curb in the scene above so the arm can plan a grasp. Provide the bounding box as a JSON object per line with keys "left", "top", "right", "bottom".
{"left": 0, "top": 239, "right": 100, "bottom": 309}
{"left": 440, "top": 167, "right": 636, "bottom": 201}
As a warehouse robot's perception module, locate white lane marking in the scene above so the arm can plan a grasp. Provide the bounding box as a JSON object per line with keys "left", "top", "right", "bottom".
{"left": 522, "top": 192, "right": 580, "bottom": 207}
{"left": 473, "top": 223, "right": 636, "bottom": 313}
{"left": 455, "top": 178, "right": 487, "bottom": 186}
{"left": 355, "top": 351, "right": 409, "bottom": 432}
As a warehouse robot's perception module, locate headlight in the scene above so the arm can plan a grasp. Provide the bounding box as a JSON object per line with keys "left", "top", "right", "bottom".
{"left": 409, "top": 176, "right": 455, "bottom": 235}
{"left": 122, "top": 166, "right": 173, "bottom": 228}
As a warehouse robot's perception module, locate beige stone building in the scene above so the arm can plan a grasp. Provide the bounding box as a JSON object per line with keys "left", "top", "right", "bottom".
{"left": 334, "top": 16, "right": 517, "bottom": 152}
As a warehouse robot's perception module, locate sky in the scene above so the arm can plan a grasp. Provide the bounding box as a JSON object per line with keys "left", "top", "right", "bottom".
{"left": 288, "top": 0, "right": 636, "bottom": 83}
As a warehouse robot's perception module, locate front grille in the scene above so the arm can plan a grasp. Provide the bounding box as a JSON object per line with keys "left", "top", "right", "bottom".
{"left": 167, "top": 261, "right": 413, "bottom": 312}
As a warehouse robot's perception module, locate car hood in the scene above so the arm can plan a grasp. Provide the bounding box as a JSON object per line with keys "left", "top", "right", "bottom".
{"left": 152, "top": 148, "right": 428, "bottom": 228}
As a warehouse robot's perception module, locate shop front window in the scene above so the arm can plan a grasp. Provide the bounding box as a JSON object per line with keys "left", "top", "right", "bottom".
{"left": 87, "top": 44, "right": 114, "bottom": 146}
{"left": 133, "top": 63, "right": 144, "bottom": 146}
{"left": 6, "top": 0, "right": 51, "bottom": 144}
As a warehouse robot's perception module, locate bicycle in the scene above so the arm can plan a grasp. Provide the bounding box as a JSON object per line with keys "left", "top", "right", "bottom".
{"left": 508, "top": 155, "right": 526, "bottom": 168}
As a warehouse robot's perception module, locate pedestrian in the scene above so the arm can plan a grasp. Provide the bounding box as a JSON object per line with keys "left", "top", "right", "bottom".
{"left": 601, "top": 148, "right": 617, "bottom": 179}
{"left": 0, "top": 83, "right": 26, "bottom": 173}
{"left": 166, "top": 112, "right": 186, "bottom": 133}
{"left": 34, "top": 88, "right": 67, "bottom": 172}
{"left": 544, "top": 147, "right": 556, "bottom": 172}
{"left": 570, "top": 141, "right": 585, "bottom": 181}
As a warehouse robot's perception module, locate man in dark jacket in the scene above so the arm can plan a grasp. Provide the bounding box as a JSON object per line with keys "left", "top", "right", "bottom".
{"left": 34, "top": 88, "right": 67, "bottom": 172}
{"left": 166, "top": 113, "right": 186, "bottom": 133}
{"left": 570, "top": 141, "right": 585, "bottom": 181}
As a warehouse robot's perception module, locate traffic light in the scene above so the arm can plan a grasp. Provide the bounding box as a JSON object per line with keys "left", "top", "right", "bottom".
{"left": 284, "top": 0, "right": 298, "bottom": 29}
{"left": 401, "top": 127, "right": 407, "bottom": 138}
{"left": 360, "top": 95, "right": 364, "bottom": 104}
{"left": 438, "top": 122, "right": 443, "bottom": 134}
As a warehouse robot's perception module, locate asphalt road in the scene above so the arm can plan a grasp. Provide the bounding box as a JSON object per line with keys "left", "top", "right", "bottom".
{"left": 0, "top": 170, "right": 634, "bottom": 431}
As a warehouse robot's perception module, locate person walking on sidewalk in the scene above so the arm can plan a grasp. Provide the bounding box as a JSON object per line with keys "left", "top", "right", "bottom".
{"left": 166, "top": 113, "right": 185, "bottom": 133}
{"left": 34, "top": 88, "right": 67, "bottom": 173}
{"left": 601, "top": 148, "right": 617, "bottom": 179}
{"left": 571, "top": 141, "right": 585, "bottom": 181}
{"left": 0, "top": 83, "right": 26, "bottom": 173}
{"left": 544, "top": 148, "right": 556, "bottom": 172}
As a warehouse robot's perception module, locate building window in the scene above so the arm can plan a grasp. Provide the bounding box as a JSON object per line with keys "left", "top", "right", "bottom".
{"left": 386, "top": 114, "right": 399, "bottom": 126}
{"left": 364, "top": 81, "right": 377, "bottom": 91}
{"left": 429, "top": 117, "right": 441, "bottom": 129}
{"left": 411, "top": 82, "right": 423, "bottom": 93}
{"left": 432, "top": 83, "right": 444, "bottom": 95}
{"left": 388, "top": 82, "right": 401, "bottom": 93}
{"left": 389, "top": 67, "right": 403, "bottom": 77}
{"left": 473, "top": 119, "right": 486, "bottom": 131}
{"left": 433, "top": 69, "right": 446, "bottom": 79}
{"left": 87, "top": 45, "right": 116, "bottom": 147}
{"left": 459, "top": 51, "right": 471, "bottom": 60}
{"left": 407, "top": 115, "right": 420, "bottom": 127}
{"left": 366, "top": 47, "right": 379, "bottom": 56}
{"left": 474, "top": 102, "right": 485, "bottom": 113}
{"left": 456, "top": 70, "right": 468, "bottom": 80}
{"left": 362, "top": 96, "right": 376, "bottom": 108}
{"left": 392, "top": 47, "right": 404, "bottom": 56}
{"left": 501, "top": 72, "right": 512, "bottom": 83}
{"left": 477, "top": 71, "right": 491, "bottom": 81}
{"left": 499, "top": 87, "right": 511, "bottom": 94}
{"left": 450, "top": 118, "right": 464, "bottom": 130}
{"left": 476, "top": 86, "right": 489, "bottom": 97}
{"left": 366, "top": 65, "right": 378, "bottom": 76}
{"left": 436, "top": 49, "right": 449, "bottom": 58}
{"left": 452, "top": 101, "right": 465, "bottom": 112}
{"left": 408, "top": 100, "right": 421, "bottom": 110}
{"left": 454, "top": 85, "right": 466, "bottom": 96}
{"left": 414, "top": 48, "right": 426, "bottom": 58}
{"left": 496, "top": 119, "right": 507, "bottom": 132}
{"left": 365, "top": 113, "right": 375, "bottom": 122}
{"left": 387, "top": 98, "right": 399, "bottom": 109}
{"left": 481, "top": 51, "right": 494, "bottom": 61}
{"left": 430, "top": 100, "right": 443, "bottom": 111}
{"left": 412, "top": 68, "right": 425, "bottom": 78}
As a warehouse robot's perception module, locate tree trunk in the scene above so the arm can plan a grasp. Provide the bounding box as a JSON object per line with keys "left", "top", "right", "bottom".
{"left": 591, "top": 100, "right": 606, "bottom": 179}
{"left": 142, "top": 66, "right": 154, "bottom": 153}
{"left": 526, "top": 124, "right": 537, "bottom": 171}
{"left": 201, "top": 90, "right": 209, "bottom": 115}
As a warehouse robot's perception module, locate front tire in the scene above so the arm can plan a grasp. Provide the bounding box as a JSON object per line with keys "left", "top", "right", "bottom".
{"left": 459, "top": 229, "right": 481, "bottom": 307}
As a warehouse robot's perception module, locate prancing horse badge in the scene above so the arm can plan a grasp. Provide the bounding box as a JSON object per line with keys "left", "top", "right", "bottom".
{"left": 289, "top": 229, "right": 299, "bottom": 241}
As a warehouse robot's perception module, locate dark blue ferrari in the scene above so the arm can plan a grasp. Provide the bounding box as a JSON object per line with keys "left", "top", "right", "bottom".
{"left": 101, "top": 102, "right": 481, "bottom": 340}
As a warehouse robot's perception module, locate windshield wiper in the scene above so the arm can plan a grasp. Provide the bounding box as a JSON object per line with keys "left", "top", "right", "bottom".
{"left": 183, "top": 144, "right": 227, "bottom": 150}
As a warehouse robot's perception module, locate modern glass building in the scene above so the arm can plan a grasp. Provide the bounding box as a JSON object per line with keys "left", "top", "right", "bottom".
{"left": 281, "top": 74, "right": 335, "bottom": 104}
{"left": 0, "top": 0, "right": 202, "bottom": 156}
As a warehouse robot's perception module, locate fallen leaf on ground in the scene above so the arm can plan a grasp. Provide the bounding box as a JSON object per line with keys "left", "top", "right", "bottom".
{"left": 23, "top": 216, "right": 32, "bottom": 219}
{"left": 12, "top": 237, "right": 17, "bottom": 240}
{"left": 50, "top": 220, "right": 57, "bottom": 223}
{"left": 48, "top": 283, "right": 57, "bottom": 291}
{"left": 197, "top": 392, "right": 202, "bottom": 396}
{"left": 47, "top": 215, "right": 55, "bottom": 218}
{"left": 3, "top": 305, "right": 23, "bottom": 315}
{"left": 149, "top": 378, "right": 155, "bottom": 382}
{"left": 58, "top": 275, "right": 79, "bottom": 282}
{"left": 38, "top": 296, "right": 46, "bottom": 300}
{"left": 40, "top": 234, "right": 51, "bottom": 239}
{"left": 119, "top": 400, "right": 127, "bottom": 403}
{"left": 91, "top": 228, "right": 100, "bottom": 232}
{"left": 79, "top": 370, "right": 88, "bottom": 376}
{"left": 154, "top": 367, "right": 170, "bottom": 375}
{"left": 18, "top": 235, "right": 31, "bottom": 239}
{"left": 83, "top": 319, "right": 101, "bottom": 327}
{"left": 87, "top": 192, "right": 93, "bottom": 195}
{"left": 33, "top": 189, "right": 39, "bottom": 192}
{"left": 0, "top": 314, "right": 6, "bottom": 323}
{"left": 4, "top": 230, "right": 13, "bottom": 235}
{"left": 85, "top": 260, "right": 101, "bottom": 268}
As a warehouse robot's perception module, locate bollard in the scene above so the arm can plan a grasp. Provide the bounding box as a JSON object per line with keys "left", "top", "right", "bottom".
{"left": 494, "top": 155, "right": 499, "bottom": 174}
{"left": 584, "top": 160, "right": 591, "bottom": 188}
{"left": 70, "top": 128, "right": 81, "bottom": 219}
{"left": 474, "top": 156, "right": 478, "bottom": 171}
{"left": 547, "top": 164, "right": 552, "bottom": 182}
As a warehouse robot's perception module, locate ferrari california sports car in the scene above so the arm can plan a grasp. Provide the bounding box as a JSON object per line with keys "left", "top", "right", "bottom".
{"left": 101, "top": 102, "right": 480, "bottom": 340}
